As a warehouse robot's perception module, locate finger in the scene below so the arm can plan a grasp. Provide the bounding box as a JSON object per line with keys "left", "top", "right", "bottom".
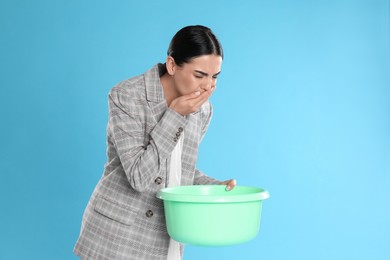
{"left": 225, "top": 179, "right": 237, "bottom": 191}
{"left": 170, "top": 91, "right": 201, "bottom": 109}
{"left": 180, "top": 90, "right": 202, "bottom": 101}
{"left": 176, "top": 89, "right": 211, "bottom": 113}
{"left": 192, "top": 88, "right": 214, "bottom": 108}
{"left": 183, "top": 85, "right": 216, "bottom": 101}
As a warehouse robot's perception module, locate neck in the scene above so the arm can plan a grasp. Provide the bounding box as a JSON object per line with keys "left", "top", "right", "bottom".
{"left": 160, "top": 73, "right": 179, "bottom": 106}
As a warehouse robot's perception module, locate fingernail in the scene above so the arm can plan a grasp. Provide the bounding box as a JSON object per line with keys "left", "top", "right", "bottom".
{"left": 195, "top": 91, "right": 200, "bottom": 96}
{"left": 225, "top": 186, "right": 232, "bottom": 191}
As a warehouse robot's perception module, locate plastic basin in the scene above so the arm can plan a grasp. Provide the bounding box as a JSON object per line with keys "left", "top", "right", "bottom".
{"left": 156, "top": 185, "right": 270, "bottom": 246}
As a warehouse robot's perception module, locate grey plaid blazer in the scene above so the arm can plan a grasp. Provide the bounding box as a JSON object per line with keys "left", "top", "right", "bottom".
{"left": 74, "top": 64, "right": 220, "bottom": 260}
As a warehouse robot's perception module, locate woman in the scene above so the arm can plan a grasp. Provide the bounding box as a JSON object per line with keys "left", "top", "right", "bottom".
{"left": 74, "top": 25, "right": 236, "bottom": 260}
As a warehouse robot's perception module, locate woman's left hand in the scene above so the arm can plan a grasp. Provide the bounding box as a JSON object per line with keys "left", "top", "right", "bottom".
{"left": 221, "top": 179, "right": 237, "bottom": 191}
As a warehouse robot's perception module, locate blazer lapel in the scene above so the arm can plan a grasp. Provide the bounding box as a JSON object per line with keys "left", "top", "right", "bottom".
{"left": 144, "top": 63, "right": 168, "bottom": 123}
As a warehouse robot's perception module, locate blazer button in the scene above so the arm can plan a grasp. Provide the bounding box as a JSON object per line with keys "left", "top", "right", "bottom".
{"left": 173, "top": 137, "right": 178, "bottom": 142}
{"left": 176, "top": 132, "right": 181, "bottom": 137}
{"left": 146, "top": 210, "right": 154, "bottom": 218}
{"left": 178, "top": 127, "right": 183, "bottom": 132}
{"left": 154, "top": 177, "right": 162, "bottom": 185}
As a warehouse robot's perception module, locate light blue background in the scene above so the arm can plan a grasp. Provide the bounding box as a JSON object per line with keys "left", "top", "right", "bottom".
{"left": 1, "top": 0, "right": 389, "bottom": 259}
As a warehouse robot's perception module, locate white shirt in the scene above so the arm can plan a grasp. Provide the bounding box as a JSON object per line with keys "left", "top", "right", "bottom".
{"left": 166, "top": 131, "right": 184, "bottom": 260}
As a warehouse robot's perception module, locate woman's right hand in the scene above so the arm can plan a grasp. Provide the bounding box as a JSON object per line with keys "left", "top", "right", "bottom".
{"left": 169, "top": 87, "right": 215, "bottom": 116}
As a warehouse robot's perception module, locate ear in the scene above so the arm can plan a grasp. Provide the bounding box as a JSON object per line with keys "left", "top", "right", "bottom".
{"left": 165, "top": 56, "right": 176, "bottom": 76}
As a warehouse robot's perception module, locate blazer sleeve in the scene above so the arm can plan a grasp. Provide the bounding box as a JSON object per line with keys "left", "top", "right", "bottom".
{"left": 193, "top": 102, "right": 222, "bottom": 185}
{"left": 108, "top": 88, "right": 188, "bottom": 192}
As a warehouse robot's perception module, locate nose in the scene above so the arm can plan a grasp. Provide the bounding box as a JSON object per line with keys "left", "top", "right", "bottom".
{"left": 201, "top": 78, "right": 216, "bottom": 91}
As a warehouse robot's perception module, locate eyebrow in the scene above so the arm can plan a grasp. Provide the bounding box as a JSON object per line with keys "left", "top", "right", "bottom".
{"left": 194, "top": 70, "right": 221, "bottom": 77}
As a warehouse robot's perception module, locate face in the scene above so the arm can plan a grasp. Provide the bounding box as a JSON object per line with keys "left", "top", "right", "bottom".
{"left": 167, "top": 54, "right": 222, "bottom": 96}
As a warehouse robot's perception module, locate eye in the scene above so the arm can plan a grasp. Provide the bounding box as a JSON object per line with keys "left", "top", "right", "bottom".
{"left": 195, "top": 75, "right": 203, "bottom": 79}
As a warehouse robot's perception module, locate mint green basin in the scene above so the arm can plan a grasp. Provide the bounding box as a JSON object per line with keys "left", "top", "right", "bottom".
{"left": 156, "top": 185, "right": 270, "bottom": 246}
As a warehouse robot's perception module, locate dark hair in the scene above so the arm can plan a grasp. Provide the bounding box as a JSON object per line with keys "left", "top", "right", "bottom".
{"left": 167, "top": 25, "right": 223, "bottom": 66}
